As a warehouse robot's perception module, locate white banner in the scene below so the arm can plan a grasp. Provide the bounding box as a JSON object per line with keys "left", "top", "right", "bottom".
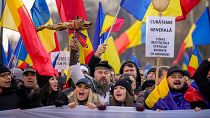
{"left": 0, "top": 106, "right": 210, "bottom": 118}
{"left": 50, "top": 51, "right": 70, "bottom": 71}
{"left": 145, "top": 16, "right": 175, "bottom": 57}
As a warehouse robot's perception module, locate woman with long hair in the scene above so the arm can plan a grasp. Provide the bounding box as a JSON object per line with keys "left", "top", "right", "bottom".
{"left": 68, "top": 78, "right": 104, "bottom": 109}
{"left": 30, "top": 75, "right": 68, "bottom": 108}
{"left": 109, "top": 78, "right": 134, "bottom": 107}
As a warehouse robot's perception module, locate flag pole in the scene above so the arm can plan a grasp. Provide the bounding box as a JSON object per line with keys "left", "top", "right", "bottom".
{"left": 105, "top": 5, "right": 121, "bottom": 42}
{"left": 14, "top": 39, "right": 24, "bottom": 67}
{"left": 0, "top": 27, "right": 3, "bottom": 63}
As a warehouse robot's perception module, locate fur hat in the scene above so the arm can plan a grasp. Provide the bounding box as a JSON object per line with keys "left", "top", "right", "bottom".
{"left": 0, "top": 63, "right": 10, "bottom": 74}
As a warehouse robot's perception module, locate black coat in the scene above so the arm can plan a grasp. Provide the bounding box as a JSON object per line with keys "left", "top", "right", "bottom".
{"left": 88, "top": 55, "right": 101, "bottom": 77}
{"left": 0, "top": 88, "right": 21, "bottom": 111}
{"left": 192, "top": 60, "right": 210, "bottom": 101}
{"left": 29, "top": 84, "right": 68, "bottom": 108}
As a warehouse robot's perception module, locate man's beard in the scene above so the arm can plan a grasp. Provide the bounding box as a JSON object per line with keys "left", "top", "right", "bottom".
{"left": 97, "top": 79, "right": 110, "bottom": 91}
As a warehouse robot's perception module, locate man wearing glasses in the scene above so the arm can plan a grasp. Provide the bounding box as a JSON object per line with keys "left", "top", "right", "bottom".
{"left": 0, "top": 64, "right": 22, "bottom": 110}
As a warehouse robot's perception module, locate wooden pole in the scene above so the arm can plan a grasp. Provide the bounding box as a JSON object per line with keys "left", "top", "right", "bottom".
{"left": 155, "top": 57, "right": 160, "bottom": 87}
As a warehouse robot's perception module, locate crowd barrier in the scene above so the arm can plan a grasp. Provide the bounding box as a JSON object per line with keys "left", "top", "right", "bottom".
{"left": 0, "top": 106, "right": 210, "bottom": 118}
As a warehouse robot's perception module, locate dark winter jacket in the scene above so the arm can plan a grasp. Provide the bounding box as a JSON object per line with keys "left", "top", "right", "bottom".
{"left": 29, "top": 83, "right": 68, "bottom": 108}
{"left": 88, "top": 55, "right": 101, "bottom": 77}
{"left": 0, "top": 88, "right": 21, "bottom": 110}
{"left": 119, "top": 61, "right": 142, "bottom": 93}
{"left": 191, "top": 60, "right": 210, "bottom": 101}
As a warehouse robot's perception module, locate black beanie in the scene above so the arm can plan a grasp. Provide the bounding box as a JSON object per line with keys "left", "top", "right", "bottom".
{"left": 0, "top": 64, "right": 10, "bottom": 74}
{"left": 112, "top": 79, "right": 133, "bottom": 96}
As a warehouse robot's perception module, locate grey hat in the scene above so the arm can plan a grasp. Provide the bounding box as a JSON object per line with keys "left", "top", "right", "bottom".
{"left": 76, "top": 78, "right": 92, "bottom": 89}
{"left": 10, "top": 68, "right": 23, "bottom": 82}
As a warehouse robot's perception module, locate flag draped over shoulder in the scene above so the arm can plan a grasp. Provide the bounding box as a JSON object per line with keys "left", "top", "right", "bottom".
{"left": 94, "top": 2, "right": 122, "bottom": 73}
{"left": 55, "top": 0, "right": 94, "bottom": 64}
{"left": 187, "top": 46, "right": 202, "bottom": 77}
{"left": 6, "top": 0, "right": 54, "bottom": 76}
{"left": 120, "top": 0, "right": 200, "bottom": 22}
{"left": 173, "top": 24, "right": 194, "bottom": 65}
{"left": 115, "top": 21, "right": 145, "bottom": 54}
{"left": 145, "top": 76, "right": 205, "bottom": 110}
{"left": 145, "top": 76, "right": 179, "bottom": 109}
{"left": 192, "top": 7, "right": 210, "bottom": 46}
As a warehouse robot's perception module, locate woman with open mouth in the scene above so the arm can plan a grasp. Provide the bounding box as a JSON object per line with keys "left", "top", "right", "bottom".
{"left": 68, "top": 77, "right": 104, "bottom": 109}
{"left": 109, "top": 78, "right": 135, "bottom": 107}
{"left": 29, "top": 75, "right": 68, "bottom": 108}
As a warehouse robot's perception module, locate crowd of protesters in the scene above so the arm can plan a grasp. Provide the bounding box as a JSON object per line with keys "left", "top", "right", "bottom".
{"left": 1, "top": 37, "right": 210, "bottom": 112}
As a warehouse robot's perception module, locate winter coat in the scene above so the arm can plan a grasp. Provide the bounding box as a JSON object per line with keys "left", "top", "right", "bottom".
{"left": 29, "top": 84, "right": 68, "bottom": 108}
{"left": 191, "top": 60, "right": 210, "bottom": 101}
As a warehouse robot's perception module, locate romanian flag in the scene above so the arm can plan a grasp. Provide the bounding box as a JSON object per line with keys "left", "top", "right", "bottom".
{"left": 115, "top": 21, "right": 146, "bottom": 54}
{"left": 187, "top": 46, "right": 202, "bottom": 77}
{"left": 173, "top": 24, "right": 194, "bottom": 65}
{"left": 13, "top": 38, "right": 33, "bottom": 69}
{"left": 6, "top": 0, "right": 54, "bottom": 76}
{"left": 101, "top": 36, "right": 121, "bottom": 73}
{"left": 192, "top": 7, "right": 210, "bottom": 46}
{"left": 94, "top": 2, "right": 122, "bottom": 73}
{"left": 0, "top": 0, "right": 18, "bottom": 31}
{"left": 55, "top": 0, "right": 94, "bottom": 64}
{"left": 120, "top": 0, "right": 200, "bottom": 22}
{"left": 145, "top": 75, "right": 205, "bottom": 110}
{"left": 182, "top": 52, "right": 190, "bottom": 70}
{"left": 31, "top": 0, "right": 58, "bottom": 53}
{"left": 93, "top": 2, "right": 124, "bottom": 51}
{"left": 145, "top": 76, "right": 178, "bottom": 109}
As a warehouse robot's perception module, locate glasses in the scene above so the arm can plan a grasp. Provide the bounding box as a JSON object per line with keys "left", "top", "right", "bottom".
{"left": 0, "top": 72, "right": 12, "bottom": 78}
